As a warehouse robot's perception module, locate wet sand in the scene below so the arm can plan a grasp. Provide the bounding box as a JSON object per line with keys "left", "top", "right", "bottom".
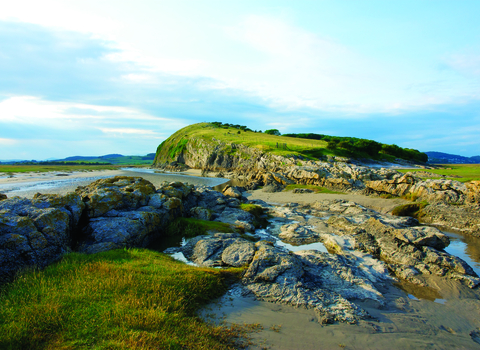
{"left": 205, "top": 276, "right": 480, "bottom": 350}
{"left": 246, "top": 190, "right": 409, "bottom": 214}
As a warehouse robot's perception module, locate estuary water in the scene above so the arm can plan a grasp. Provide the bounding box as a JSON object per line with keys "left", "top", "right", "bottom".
{"left": 0, "top": 168, "right": 229, "bottom": 198}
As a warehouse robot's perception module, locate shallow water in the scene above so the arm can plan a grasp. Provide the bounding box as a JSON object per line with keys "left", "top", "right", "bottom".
{"left": 0, "top": 168, "right": 229, "bottom": 197}
{"left": 443, "top": 230, "right": 480, "bottom": 277}
{"left": 255, "top": 217, "right": 329, "bottom": 254}
{"left": 0, "top": 175, "right": 112, "bottom": 194}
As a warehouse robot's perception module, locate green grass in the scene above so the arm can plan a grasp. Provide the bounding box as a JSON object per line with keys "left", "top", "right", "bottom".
{"left": 155, "top": 123, "right": 333, "bottom": 161}
{"left": 0, "top": 164, "right": 121, "bottom": 173}
{"left": 154, "top": 122, "right": 413, "bottom": 163}
{"left": 166, "top": 218, "right": 242, "bottom": 238}
{"left": 397, "top": 164, "right": 480, "bottom": 182}
{"left": 283, "top": 184, "right": 345, "bottom": 194}
{"left": 0, "top": 249, "right": 248, "bottom": 350}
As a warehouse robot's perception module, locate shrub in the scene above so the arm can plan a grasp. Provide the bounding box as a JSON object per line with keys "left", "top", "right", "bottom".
{"left": 265, "top": 129, "right": 281, "bottom": 136}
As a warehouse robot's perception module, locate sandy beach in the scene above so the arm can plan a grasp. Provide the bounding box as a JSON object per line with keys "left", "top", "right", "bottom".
{"left": 2, "top": 170, "right": 480, "bottom": 349}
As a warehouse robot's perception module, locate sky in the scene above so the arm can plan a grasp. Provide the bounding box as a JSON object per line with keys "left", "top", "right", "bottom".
{"left": 1, "top": 0, "right": 480, "bottom": 160}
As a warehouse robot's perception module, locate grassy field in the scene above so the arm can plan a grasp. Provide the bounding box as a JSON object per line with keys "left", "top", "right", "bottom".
{"left": 398, "top": 164, "right": 480, "bottom": 182}
{"left": 0, "top": 249, "right": 249, "bottom": 350}
{"left": 0, "top": 164, "right": 131, "bottom": 174}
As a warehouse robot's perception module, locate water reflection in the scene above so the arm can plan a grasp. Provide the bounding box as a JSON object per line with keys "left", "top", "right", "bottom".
{"left": 443, "top": 230, "right": 480, "bottom": 277}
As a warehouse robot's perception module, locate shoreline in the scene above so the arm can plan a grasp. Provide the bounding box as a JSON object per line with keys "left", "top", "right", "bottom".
{"left": 0, "top": 168, "right": 224, "bottom": 199}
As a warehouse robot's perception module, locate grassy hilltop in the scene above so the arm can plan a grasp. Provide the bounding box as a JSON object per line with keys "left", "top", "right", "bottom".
{"left": 154, "top": 122, "right": 427, "bottom": 165}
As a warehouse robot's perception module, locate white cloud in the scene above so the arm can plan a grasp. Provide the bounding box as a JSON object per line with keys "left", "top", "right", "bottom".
{"left": 99, "top": 128, "right": 158, "bottom": 136}
{"left": 1, "top": 2, "right": 479, "bottom": 116}
{"left": 0, "top": 138, "right": 17, "bottom": 145}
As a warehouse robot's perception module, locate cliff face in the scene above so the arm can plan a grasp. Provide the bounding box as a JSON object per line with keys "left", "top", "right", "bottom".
{"left": 154, "top": 135, "right": 297, "bottom": 171}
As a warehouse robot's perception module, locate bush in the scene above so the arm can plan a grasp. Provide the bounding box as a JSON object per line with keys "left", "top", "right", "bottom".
{"left": 326, "top": 140, "right": 338, "bottom": 150}
{"left": 265, "top": 129, "right": 281, "bottom": 136}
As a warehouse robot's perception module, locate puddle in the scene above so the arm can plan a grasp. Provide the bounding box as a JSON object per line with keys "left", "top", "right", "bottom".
{"left": 442, "top": 230, "right": 480, "bottom": 277}
{"left": 255, "top": 218, "right": 329, "bottom": 254}
{"left": 275, "top": 240, "right": 329, "bottom": 253}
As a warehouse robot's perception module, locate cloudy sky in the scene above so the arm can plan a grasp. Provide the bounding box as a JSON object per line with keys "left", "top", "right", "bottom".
{"left": 1, "top": 0, "right": 479, "bottom": 160}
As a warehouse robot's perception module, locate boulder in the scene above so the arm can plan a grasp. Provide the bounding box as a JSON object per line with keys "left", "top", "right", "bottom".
{"left": 76, "top": 176, "right": 156, "bottom": 218}
{"left": 78, "top": 210, "right": 163, "bottom": 254}
{"left": 222, "top": 186, "right": 243, "bottom": 199}
{"left": 0, "top": 197, "right": 72, "bottom": 285}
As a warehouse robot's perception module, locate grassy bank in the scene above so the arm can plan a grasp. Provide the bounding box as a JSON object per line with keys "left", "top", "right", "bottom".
{"left": 0, "top": 164, "right": 121, "bottom": 174}
{"left": 398, "top": 164, "right": 480, "bottom": 182}
{"left": 0, "top": 249, "right": 246, "bottom": 350}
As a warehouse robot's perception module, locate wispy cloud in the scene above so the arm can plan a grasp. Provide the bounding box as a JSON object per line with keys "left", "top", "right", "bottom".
{"left": 99, "top": 128, "right": 159, "bottom": 136}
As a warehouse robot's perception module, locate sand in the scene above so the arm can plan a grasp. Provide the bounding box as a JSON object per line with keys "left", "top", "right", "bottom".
{"left": 2, "top": 170, "right": 480, "bottom": 349}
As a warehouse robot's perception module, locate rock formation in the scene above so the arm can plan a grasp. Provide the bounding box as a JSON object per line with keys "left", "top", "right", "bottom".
{"left": 154, "top": 132, "right": 479, "bottom": 236}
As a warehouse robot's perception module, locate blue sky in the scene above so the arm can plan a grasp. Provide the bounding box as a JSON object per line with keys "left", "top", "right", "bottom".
{"left": 1, "top": 0, "right": 479, "bottom": 159}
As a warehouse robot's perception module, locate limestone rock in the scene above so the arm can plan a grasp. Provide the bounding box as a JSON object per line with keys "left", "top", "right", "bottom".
{"left": 76, "top": 176, "right": 156, "bottom": 218}
{"left": 222, "top": 185, "right": 243, "bottom": 199}
{"left": 222, "top": 241, "right": 256, "bottom": 267}
{"left": 215, "top": 207, "right": 256, "bottom": 232}
{"left": 78, "top": 210, "right": 163, "bottom": 254}
{"left": 0, "top": 197, "right": 72, "bottom": 285}
{"left": 190, "top": 207, "right": 212, "bottom": 221}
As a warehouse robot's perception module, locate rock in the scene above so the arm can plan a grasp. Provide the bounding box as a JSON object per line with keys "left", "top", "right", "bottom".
{"left": 417, "top": 203, "right": 480, "bottom": 237}
{"left": 278, "top": 223, "right": 323, "bottom": 245}
{"left": 148, "top": 193, "right": 166, "bottom": 209}
{"left": 470, "top": 328, "right": 480, "bottom": 345}
{"left": 262, "top": 183, "right": 284, "bottom": 193}
{"left": 76, "top": 176, "right": 156, "bottom": 218}
{"left": 78, "top": 210, "right": 163, "bottom": 254}
{"left": 0, "top": 197, "right": 72, "bottom": 285}
{"left": 242, "top": 241, "right": 372, "bottom": 323}
{"left": 0, "top": 193, "right": 7, "bottom": 201}
{"left": 215, "top": 207, "right": 256, "bottom": 232}
{"left": 32, "top": 192, "right": 86, "bottom": 227}
{"left": 293, "top": 188, "right": 314, "bottom": 193}
{"left": 190, "top": 207, "right": 212, "bottom": 221}
{"left": 222, "top": 186, "right": 243, "bottom": 199}
{"left": 222, "top": 241, "right": 256, "bottom": 267}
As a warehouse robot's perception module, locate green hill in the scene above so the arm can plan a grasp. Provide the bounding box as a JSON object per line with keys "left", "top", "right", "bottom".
{"left": 153, "top": 122, "right": 427, "bottom": 169}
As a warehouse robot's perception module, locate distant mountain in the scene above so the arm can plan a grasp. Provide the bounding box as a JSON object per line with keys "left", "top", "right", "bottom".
{"left": 426, "top": 152, "right": 480, "bottom": 164}
{"left": 1, "top": 153, "right": 156, "bottom": 165}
